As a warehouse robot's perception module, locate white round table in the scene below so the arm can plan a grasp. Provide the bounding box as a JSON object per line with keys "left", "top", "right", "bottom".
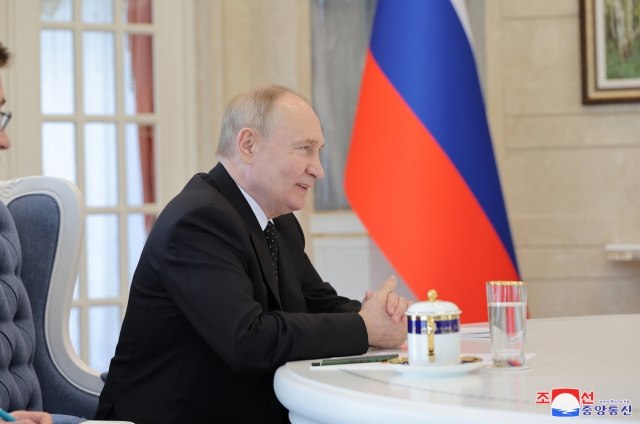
{"left": 274, "top": 315, "right": 640, "bottom": 423}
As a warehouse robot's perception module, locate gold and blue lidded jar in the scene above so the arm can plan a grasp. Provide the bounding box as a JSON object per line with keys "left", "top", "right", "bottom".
{"left": 406, "top": 290, "right": 461, "bottom": 366}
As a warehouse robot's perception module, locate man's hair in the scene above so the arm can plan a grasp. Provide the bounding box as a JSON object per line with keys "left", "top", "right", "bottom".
{"left": 0, "top": 42, "right": 11, "bottom": 68}
{"left": 216, "top": 85, "right": 307, "bottom": 159}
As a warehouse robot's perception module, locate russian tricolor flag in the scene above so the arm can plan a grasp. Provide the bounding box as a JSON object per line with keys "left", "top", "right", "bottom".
{"left": 345, "top": 0, "right": 519, "bottom": 323}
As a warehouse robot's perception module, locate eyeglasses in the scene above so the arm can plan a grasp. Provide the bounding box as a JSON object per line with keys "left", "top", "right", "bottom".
{"left": 0, "top": 111, "right": 10, "bottom": 131}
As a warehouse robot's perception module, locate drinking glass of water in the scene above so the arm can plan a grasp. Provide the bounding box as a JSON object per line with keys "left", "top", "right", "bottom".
{"left": 486, "top": 281, "right": 527, "bottom": 367}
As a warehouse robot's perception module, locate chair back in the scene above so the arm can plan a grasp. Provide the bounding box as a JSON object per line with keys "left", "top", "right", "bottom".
{"left": 1, "top": 177, "right": 103, "bottom": 418}
{"left": 0, "top": 193, "right": 42, "bottom": 411}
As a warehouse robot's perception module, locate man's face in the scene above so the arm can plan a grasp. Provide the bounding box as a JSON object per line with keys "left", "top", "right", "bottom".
{"left": 245, "top": 93, "right": 325, "bottom": 219}
{"left": 0, "top": 76, "right": 10, "bottom": 150}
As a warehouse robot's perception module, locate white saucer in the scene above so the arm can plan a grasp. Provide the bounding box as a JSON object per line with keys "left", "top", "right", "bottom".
{"left": 389, "top": 361, "right": 482, "bottom": 377}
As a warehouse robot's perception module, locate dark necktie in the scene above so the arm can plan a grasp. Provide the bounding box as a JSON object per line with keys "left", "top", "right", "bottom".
{"left": 264, "top": 222, "right": 278, "bottom": 281}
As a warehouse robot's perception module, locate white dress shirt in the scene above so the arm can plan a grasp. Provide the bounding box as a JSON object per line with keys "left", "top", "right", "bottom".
{"left": 236, "top": 184, "right": 272, "bottom": 231}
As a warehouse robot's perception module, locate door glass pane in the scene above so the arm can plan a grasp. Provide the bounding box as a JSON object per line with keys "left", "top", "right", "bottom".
{"left": 127, "top": 213, "right": 153, "bottom": 283}
{"left": 89, "top": 305, "right": 120, "bottom": 371}
{"left": 125, "top": 123, "right": 155, "bottom": 205}
{"left": 82, "top": 0, "right": 114, "bottom": 23}
{"left": 86, "top": 214, "right": 120, "bottom": 299}
{"left": 41, "top": 0, "right": 73, "bottom": 22}
{"left": 69, "top": 307, "right": 81, "bottom": 358}
{"left": 85, "top": 122, "right": 118, "bottom": 207}
{"left": 83, "top": 31, "right": 116, "bottom": 115}
{"left": 124, "top": 34, "right": 154, "bottom": 115}
{"left": 41, "top": 30, "right": 75, "bottom": 115}
{"left": 123, "top": 0, "right": 153, "bottom": 23}
{"left": 42, "top": 122, "right": 77, "bottom": 184}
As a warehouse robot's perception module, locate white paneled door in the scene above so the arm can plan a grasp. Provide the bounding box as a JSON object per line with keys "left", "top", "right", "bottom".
{"left": 6, "top": 0, "right": 196, "bottom": 373}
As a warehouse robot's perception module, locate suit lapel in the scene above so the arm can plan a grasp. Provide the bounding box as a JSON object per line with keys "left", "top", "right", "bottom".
{"left": 249, "top": 231, "right": 282, "bottom": 309}
{"left": 209, "top": 163, "right": 283, "bottom": 310}
{"left": 275, "top": 229, "right": 306, "bottom": 312}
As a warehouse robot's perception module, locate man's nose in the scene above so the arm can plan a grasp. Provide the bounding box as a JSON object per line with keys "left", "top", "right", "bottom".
{"left": 0, "top": 131, "right": 11, "bottom": 150}
{"left": 308, "top": 153, "right": 324, "bottom": 180}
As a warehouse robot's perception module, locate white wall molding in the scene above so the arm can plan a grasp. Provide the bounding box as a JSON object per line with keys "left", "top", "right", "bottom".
{"left": 310, "top": 211, "right": 367, "bottom": 235}
{"left": 310, "top": 211, "right": 417, "bottom": 302}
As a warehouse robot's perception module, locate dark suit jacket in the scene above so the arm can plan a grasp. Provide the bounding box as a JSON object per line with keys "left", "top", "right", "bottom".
{"left": 95, "top": 163, "right": 369, "bottom": 423}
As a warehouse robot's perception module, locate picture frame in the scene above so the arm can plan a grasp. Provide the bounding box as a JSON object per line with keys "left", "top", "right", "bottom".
{"left": 580, "top": 0, "right": 640, "bottom": 104}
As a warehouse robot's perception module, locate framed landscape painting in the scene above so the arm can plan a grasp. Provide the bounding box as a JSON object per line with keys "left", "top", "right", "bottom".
{"left": 581, "top": 0, "right": 640, "bottom": 104}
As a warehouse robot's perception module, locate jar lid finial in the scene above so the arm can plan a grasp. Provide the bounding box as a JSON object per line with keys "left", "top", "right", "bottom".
{"left": 427, "top": 290, "right": 437, "bottom": 301}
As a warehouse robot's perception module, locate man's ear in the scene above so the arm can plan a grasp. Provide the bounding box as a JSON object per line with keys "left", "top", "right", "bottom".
{"left": 236, "top": 127, "right": 256, "bottom": 164}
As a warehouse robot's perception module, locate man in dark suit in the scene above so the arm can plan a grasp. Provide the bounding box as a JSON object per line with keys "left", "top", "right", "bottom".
{"left": 96, "top": 86, "right": 410, "bottom": 423}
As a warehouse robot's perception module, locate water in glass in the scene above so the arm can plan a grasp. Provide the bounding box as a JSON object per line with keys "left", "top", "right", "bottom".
{"left": 488, "top": 301, "right": 526, "bottom": 366}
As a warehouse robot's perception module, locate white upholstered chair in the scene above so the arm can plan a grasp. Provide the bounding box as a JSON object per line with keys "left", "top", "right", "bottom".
{"left": 0, "top": 176, "right": 131, "bottom": 424}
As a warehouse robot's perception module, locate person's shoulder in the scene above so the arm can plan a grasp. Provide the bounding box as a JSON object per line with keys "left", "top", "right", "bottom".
{"left": 179, "top": 172, "right": 222, "bottom": 203}
{"left": 155, "top": 173, "right": 243, "bottom": 232}
{"left": 164, "top": 173, "right": 226, "bottom": 213}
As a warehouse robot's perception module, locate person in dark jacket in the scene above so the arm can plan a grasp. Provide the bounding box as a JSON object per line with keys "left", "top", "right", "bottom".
{"left": 96, "top": 86, "right": 410, "bottom": 423}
